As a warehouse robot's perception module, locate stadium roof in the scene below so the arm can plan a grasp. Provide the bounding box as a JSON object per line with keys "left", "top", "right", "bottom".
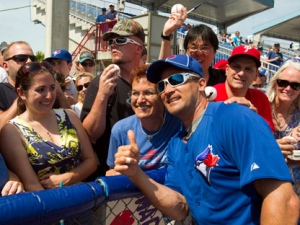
{"left": 125, "top": 0, "right": 274, "bottom": 30}
{"left": 253, "top": 10, "right": 300, "bottom": 43}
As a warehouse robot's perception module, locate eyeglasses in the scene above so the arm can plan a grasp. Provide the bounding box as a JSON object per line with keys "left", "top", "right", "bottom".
{"left": 187, "top": 45, "right": 212, "bottom": 54}
{"left": 128, "top": 89, "right": 158, "bottom": 99}
{"left": 16, "top": 61, "right": 54, "bottom": 88}
{"left": 81, "top": 62, "right": 94, "bottom": 67}
{"left": 5, "top": 54, "right": 38, "bottom": 63}
{"left": 108, "top": 37, "right": 142, "bottom": 47}
{"left": 157, "top": 73, "right": 200, "bottom": 94}
{"left": 276, "top": 79, "right": 300, "bottom": 90}
{"left": 76, "top": 82, "right": 91, "bottom": 91}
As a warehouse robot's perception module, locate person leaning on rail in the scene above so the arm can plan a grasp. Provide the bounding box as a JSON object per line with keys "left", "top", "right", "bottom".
{"left": 0, "top": 61, "right": 97, "bottom": 191}
{"left": 113, "top": 54, "right": 299, "bottom": 224}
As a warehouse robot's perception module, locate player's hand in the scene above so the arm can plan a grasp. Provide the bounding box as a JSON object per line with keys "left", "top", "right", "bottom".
{"left": 98, "top": 64, "right": 119, "bottom": 97}
{"left": 114, "top": 130, "right": 140, "bottom": 177}
{"left": 224, "top": 97, "right": 257, "bottom": 113}
{"left": 163, "top": 7, "right": 187, "bottom": 35}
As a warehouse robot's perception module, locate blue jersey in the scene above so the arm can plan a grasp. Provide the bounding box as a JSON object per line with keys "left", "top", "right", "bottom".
{"left": 165, "top": 102, "right": 292, "bottom": 225}
{"left": 107, "top": 111, "right": 183, "bottom": 171}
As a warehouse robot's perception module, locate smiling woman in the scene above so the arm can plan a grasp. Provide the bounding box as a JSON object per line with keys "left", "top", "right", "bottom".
{"left": 0, "top": 62, "right": 97, "bottom": 192}
{"left": 106, "top": 64, "right": 183, "bottom": 176}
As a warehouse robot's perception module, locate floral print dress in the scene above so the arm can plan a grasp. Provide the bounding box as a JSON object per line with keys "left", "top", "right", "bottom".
{"left": 10, "top": 108, "right": 81, "bottom": 178}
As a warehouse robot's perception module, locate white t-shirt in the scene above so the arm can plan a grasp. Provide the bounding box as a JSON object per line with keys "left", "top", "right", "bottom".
{"left": 0, "top": 67, "right": 8, "bottom": 83}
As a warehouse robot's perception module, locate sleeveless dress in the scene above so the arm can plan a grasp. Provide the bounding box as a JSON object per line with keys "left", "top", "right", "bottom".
{"left": 10, "top": 108, "right": 81, "bottom": 178}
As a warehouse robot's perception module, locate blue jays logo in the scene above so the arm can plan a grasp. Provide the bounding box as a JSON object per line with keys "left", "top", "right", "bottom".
{"left": 195, "top": 145, "right": 219, "bottom": 184}
{"left": 53, "top": 50, "right": 61, "bottom": 56}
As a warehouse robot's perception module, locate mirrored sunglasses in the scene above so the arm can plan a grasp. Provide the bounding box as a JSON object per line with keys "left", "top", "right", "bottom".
{"left": 108, "top": 37, "right": 141, "bottom": 46}
{"left": 157, "top": 73, "right": 200, "bottom": 94}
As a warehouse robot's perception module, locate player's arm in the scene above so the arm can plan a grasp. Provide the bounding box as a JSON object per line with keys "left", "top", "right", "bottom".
{"left": 254, "top": 178, "right": 299, "bottom": 224}
{"left": 114, "top": 130, "right": 189, "bottom": 220}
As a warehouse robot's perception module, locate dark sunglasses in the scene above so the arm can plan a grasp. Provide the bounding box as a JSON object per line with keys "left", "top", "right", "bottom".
{"left": 5, "top": 54, "right": 38, "bottom": 63}
{"left": 76, "top": 82, "right": 90, "bottom": 91}
{"left": 276, "top": 79, "right": 300, "bottom": 90}
{"left": 157, "top": 73, "right": 200, "bottom": 94}
{"left": 81, "top": 61, "right": 94, "bottom": 67}
{"left": 16, "top": 61, "right": 54, "bottom": 88}
{"left": 108, "top": 37, "right": 141, "bottom": 46}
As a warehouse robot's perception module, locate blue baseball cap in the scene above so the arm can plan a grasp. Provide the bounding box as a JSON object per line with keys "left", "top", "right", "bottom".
{"left": 146, "top": 54, "right": 203, "bottom": 83}
{"left": 45, "top": 49, "right": 72, "bottom": 63}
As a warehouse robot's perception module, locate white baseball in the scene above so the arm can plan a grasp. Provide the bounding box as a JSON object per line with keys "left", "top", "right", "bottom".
{"left": 205, "top": 86, "right": 217, "bottom": 101}
{"left": 171, "top": 4, "right": 184, "bottom": 14}
{"left": 113, "top": 64, "right": 120, "bottom": 77}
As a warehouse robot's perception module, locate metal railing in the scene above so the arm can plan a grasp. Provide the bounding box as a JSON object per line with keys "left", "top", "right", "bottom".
{"left": 0, "top": 168, "right": 193, "bottom": 225}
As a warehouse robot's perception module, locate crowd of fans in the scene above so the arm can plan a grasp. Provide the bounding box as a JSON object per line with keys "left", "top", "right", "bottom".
{"left": 1, "top": 5, "right": 300, "bottom": 225}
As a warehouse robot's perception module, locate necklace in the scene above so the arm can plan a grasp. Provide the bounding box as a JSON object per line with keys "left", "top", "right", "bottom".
{"left": 140, "top": 113, "right": 166, "bottom": 141}
{"left": 28, "top": 114, "right": 54, "bottom": 142}
{"left": 272, "top": 105, "right": 293, "bottom": 131}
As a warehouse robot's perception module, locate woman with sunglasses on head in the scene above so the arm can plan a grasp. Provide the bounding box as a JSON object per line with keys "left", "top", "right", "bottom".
{"left": 106, "top": 64, "right": 183, "bottom": 176}
{"left": 266, "top": 60, "right": 300, "bottom": 198}
{"left": 71, "top": 72, "right": 95, "bottom": 117}
{"left": 0, "top": 62, "right": 97, "bottom": 191}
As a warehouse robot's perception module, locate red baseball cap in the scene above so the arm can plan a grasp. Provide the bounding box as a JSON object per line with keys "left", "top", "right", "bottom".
{"left": 228, "top": 46, "right": 261, "bottom": 67}
{"left": 213, "top": 59, "right": 228, "bottom": 70}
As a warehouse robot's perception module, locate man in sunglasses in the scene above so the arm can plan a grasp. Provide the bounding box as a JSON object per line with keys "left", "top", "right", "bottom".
{"left": 213, "top": 46, "right": 275, "bottom": 131}
{"left": 0, "top": 41, "right": 37, "bottom": 129}
{"left": 75, "top": 51, "right": 96, "bottom": 75}
{"left": 113, "top": 54, "right": 299, "bottom": 224}
{"left": 81, "top": 18, "right": 145, "bottom": 178}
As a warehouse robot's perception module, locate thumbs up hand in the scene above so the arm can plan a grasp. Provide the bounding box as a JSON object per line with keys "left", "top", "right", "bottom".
{"left": 114, "top": 130, "right": 141, "bottom": 176}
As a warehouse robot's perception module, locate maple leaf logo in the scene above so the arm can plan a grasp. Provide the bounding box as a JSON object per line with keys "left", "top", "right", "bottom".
{"left": 195, "top": 145, "right": 219, "bottom": 184}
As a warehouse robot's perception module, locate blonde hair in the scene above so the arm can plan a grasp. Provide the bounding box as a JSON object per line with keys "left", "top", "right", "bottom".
{"left": 266, "top": 60, "right": 300, "bottom": 108}
{"left": 76, "top": 72, "right": 95, "bottom": 103}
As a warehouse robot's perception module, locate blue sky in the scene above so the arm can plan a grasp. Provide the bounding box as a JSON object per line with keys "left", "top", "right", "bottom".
{"left": 1, "top": 0, "right": 298, "bottom": 54}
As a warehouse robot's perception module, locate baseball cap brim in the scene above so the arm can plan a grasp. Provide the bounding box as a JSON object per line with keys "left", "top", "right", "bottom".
{"left": 79, "top": 57, "right": 94, "bottom": 63}
{"left": 146, "top": 55, "right": 203, "bottom": 84}
{"left": 228, "top": 54, "right": 261, "bottom": 67}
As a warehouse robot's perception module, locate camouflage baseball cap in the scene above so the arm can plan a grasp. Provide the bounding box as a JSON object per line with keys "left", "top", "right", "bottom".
{"left": 103, "top": 18, "right": 145, "bottom": 42}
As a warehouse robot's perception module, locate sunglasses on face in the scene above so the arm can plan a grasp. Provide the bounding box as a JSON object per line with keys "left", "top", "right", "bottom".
{"left": 81, "top": 61, "right": 94, "bottom": 67}
{"left": 76, "top": 82, "right": 90, "bottom": 91}
{"left": 5, "top": 54, "right": 38, "bottom": 63}
{"left": 108, "top": 37, "right": 142, "bottom": 46}
{"left": 157, "top": 73, "right": 200, "bottom": 94}
{"left": 16, "top": 61, "right": 54, "bottom": 88}
{"left": 276, "top": 79, "right": 300, "bottom": 90}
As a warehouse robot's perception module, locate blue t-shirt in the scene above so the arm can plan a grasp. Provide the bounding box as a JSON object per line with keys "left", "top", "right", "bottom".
{"left": 96, "top": 14, "right": 107, "bottom": 23}
{"left": 232, "top": 36, "right": 240, "bottom": 47}
{"left": 165, "top": 102, "right": 292, "bottom": 225}
{"left": 0, "top": 154, "right": 9, "bottom": 195}
{"left": 107, "top": 111, "right": 183, "bottom": 171}
{"left": 267, "top": 51, "right": 283, "bottom": 66}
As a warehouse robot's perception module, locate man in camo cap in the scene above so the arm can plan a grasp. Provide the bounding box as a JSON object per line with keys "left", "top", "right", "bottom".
{"left": 81, "top": 18, "right": 145, "bottom": 178}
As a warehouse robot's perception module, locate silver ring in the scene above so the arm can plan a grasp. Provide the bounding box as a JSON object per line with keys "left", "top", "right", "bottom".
{"left": 125, "top": 157, "right": 131, "bottom": 164}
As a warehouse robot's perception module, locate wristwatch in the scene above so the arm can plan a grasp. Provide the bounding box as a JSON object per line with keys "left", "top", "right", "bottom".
{"left": 161, "top": 32, "right": 173, "bottom": 41}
